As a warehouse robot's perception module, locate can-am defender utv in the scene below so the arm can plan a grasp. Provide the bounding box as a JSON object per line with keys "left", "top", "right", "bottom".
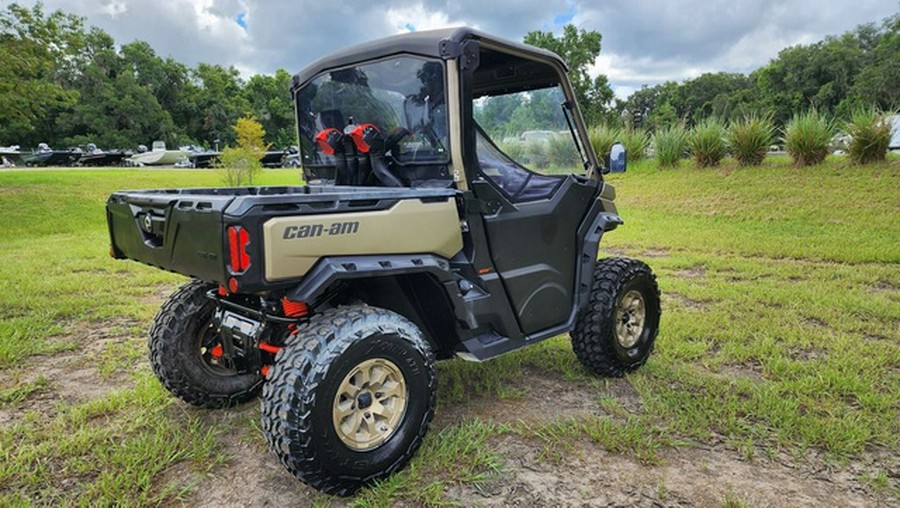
{"left": 106, "top": 27, "right": 661, "bottom": 495}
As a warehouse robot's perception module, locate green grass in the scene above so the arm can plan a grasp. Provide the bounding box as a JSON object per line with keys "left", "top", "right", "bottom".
{"left": 0, "top": 373, "right": 226, "bottom": 505}
{"left": 1, "top": 161, "right": 898, "bottom": 505}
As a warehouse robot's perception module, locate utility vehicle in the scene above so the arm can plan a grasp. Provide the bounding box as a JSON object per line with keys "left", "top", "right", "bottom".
{"left": 106, "top": 27, "right": 661, "bottom": 495}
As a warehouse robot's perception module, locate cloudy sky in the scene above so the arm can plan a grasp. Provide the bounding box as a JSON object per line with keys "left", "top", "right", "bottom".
{"left": 21, "top": 0, "right": 899, "bottom": 98}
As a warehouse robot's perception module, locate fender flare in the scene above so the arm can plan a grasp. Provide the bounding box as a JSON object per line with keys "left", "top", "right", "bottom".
{"left": 285, "top": 254, "right": 456, "bottom": 304}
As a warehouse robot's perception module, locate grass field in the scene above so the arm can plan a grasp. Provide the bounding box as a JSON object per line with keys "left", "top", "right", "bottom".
{"left": 0, "top": 159, "right": 898, "bottom": 506}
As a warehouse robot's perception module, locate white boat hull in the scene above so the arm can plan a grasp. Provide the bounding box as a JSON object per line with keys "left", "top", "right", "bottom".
{"left": 129, "top": 150, "right": 191, "bottom": 166}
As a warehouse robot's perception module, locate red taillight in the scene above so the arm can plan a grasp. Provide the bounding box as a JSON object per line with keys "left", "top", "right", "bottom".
{"left": 239, "top": 227, "right": 250, "bottom": 270}
{"left": 227, "top": 226, "right": 251, "bottom": 273}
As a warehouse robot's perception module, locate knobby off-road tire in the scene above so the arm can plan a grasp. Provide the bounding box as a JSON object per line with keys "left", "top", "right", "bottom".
{"left": 261, "top": 305, "right": 436, "bottom": 496}
{"left": 571, "top": 257, "right": 661, "bottom": 377}
{"left": 148, "top": 279, "right": 261, "bottom": 408}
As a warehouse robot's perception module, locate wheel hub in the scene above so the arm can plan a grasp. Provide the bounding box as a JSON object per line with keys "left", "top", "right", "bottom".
{"left": 333, "top": 358, "right": 407, "bottom": 451}
{"left": 357, "top": 392, "right": 373, "bottom": 409}
{"left": 615, "top": 290, "right": 646, "bottom": 348}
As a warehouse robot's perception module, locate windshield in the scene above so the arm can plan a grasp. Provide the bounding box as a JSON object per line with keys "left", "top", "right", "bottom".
{"left": 296, "top": 56, "right": 449, "bottom": 170}
{"left": 474, "top": 84, "right": 584, "bottom": 174}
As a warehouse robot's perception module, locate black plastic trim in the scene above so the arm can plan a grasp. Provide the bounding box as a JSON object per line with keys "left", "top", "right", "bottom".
{"left": 286, "top": 254, "right": 456, "bottom": 304}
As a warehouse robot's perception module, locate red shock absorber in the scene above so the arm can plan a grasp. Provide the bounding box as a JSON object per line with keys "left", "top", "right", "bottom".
{"left": 258, "top": 298, "right": 309, "bottom": 378}
{"left": 281, "top": 297, "right": 309, "bottom": 318}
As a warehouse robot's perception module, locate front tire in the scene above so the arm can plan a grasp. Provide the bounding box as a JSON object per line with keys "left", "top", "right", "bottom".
{"left": 148, "top": 280, "right": 262, "bottom": 408}
{"left": 260, "top": 305, "right": 436, "bottom": 496}
{"left": 571, "top": 257, "right": 661, "bottom": 376}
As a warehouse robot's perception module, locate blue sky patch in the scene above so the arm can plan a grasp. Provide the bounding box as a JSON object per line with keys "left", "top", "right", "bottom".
{"left": 405, "top": 22, "right": 416, "bottom": 32}
{"left": 553, "top": 4, "right": 575, "bottom": 25}
{"left": 235, "top": 11, "right": 248, "bottom": 30}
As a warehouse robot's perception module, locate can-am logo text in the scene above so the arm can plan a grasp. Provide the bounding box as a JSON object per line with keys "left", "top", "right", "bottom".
{"left": 283, "top": 221, "right": 360, "bottom": 239}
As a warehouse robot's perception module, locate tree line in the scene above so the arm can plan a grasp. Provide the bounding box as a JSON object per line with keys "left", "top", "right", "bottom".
{"left": 2, "top": 2, "right": 897, "bottom": 151}
{"left": 615, "top": 14, "right": 899, "bottom": 132}
{"left": 1, "top": 3, "right": 294, "bottom": 150}
{"left": 469, "top": 15, "right": 899, "bottom": 138}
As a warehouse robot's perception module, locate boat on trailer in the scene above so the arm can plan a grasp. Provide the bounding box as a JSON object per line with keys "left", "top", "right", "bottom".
{"left": 1, "top": 145, "right": 24, "bottom": 167}
{"left": 21, "top": 144, "right": 82, "bottom": 167}
{"left": 128, "top": 141, "right": 191, "bottom": 166}
{"left": 79, "top": 144, "right": 129, "bottom": 167}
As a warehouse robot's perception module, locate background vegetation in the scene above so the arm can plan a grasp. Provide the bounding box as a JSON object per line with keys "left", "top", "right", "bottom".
{"left": 0, "top": 3, "right": 295, "bottom": 150}
{"left": 618, "top": 14, "right": 899, "bottom": 131}
{"left": 3, "top": 3, "right": 896, "bottom": 152}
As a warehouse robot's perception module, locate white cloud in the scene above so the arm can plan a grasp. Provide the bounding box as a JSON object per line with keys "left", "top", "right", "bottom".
{"left": 18, "top": 0, "right": 898, "bottom": 98}
{"left": 386, "top": 3, "right": 462, "bottom": 33}
{"left": 99, "top": 1, "right": 127, "bottom": 18}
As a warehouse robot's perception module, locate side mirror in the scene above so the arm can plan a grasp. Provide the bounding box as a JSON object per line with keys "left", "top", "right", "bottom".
{"left": 608, "top": 142, "right": 626, "bottom": 173}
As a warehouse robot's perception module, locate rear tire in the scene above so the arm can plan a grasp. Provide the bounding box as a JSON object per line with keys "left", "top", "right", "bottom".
{"left": 571, "top": 257, "right": 661, "bottom": 376}
{"left": 148, "top": 280, "right": 262, "bottom": 408}
{"left": 260, "top": 305, "right": 436, "bottom": 496}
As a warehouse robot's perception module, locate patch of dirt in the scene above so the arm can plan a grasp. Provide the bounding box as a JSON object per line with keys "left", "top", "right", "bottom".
{"left": 178, "top": 405, "right": 319, "bottom": 508}
{"left": 788, "top": 347, "right": 827, "bottom": 362}
{"left": 665, "top": 292, "right": 708, "bottom": 310}
{"left": 804, "top": 317, "right": 829, "bottom": 328}
{"left": 726, "top": 273, "right": 773, "bottom": 282}
{"left": 139, "top": 283, "right": 179, "bottom": 306}
{"left": 869, "top": 280, "right": 899, "bottom": 293}
{"left": 673, "top": 266, "right": 707, "bottom": 279}
{"left": 640, "top": 248, "right": 670, "bottom": 258}
{"left": 716, "top": 363, "right": 766, "bottom": 383}
{"left": 601, "top": 247, "right": 629, "bottom": 257}
{"left": 447, "top": 437, "right": 889, "bottom": 507}
{"left": 0, "top": 317, "right": 145, "bottom": 424}
{"left": 434, "top": 367, "right": 612, "bottom": 428}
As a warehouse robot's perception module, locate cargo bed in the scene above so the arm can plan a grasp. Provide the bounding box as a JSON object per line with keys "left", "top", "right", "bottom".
{"left": 107, "top": 185, "right": 461, "bottom": 292}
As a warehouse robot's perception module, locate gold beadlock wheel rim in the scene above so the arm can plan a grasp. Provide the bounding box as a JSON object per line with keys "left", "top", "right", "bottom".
{"left": 332, "top": 358, "right": 408, "bottom": 451}
{"left": 615, "top": 290, "right": 646, "bottom": 349}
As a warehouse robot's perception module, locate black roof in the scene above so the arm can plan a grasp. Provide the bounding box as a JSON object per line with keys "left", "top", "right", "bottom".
{"left": 291, "top": 27, "right": 567, "bottom": 89}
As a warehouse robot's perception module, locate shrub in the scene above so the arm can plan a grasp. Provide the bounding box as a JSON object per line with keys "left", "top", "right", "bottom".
{"left": 217, "top": 147, "right": 263, "bottom": 186}
{"left": 546, "top": 133, "right": 579, "bottom": 170}
{"left": 652, "top": 124, "right": 688, "bottom": 168}
{"left": 726, "top": 115, "right": 774, "bottom": 166}
{"left": 845, "top": 107, "right": 893, "bottom": 164}
{"left": 217, "top": 116, "right": 269, "bottom": 185}
{"left": 588, "top": 125, "right": 619, "bottom": 162}
{"left": 783, "top": 110, "right": 834, "bottom": 166}
{"left": 499, "top": 139, "right": 525, "bottom": 161}
{"left": 620, "top": 128, "right": 650, "bottom": 162}
{"left": 689, "top": 118, "right": 727, "bottom": 167}
{"left": 525, "top": 140, "right": 549, "bottom": 169}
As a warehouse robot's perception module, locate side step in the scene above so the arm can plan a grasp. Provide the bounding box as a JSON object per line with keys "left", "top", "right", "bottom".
{"left": 457, "top": 332, "right": 519, "bottom": 362}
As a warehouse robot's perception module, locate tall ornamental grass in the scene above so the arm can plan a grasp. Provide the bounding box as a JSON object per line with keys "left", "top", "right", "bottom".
{"left": 620, "top": 128, "right": 650, "bottom": 162}
{"left": 846, "top": 107, "right": 893, "bottom": 164}
{"left": 546, "top": 133, "right": 579, "bottom": 169}
{"left": 726, "top": 115, "right": 774, "bottom": 166}
{"left": 652, "top": 124, "right": 689, "bottom": 168}
{"left": 689, "top": 118, "right": 727, "bottom": 167}
{"left": 588, "top": 125, "right": 618, "bottom": 161}
{"left": 783, "top": 110, "right": 834, "bottom": 166}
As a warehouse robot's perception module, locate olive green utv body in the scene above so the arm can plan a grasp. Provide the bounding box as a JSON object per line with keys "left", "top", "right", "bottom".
{"left": 107, "top": 27, "right": 660, "bottom": 495}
